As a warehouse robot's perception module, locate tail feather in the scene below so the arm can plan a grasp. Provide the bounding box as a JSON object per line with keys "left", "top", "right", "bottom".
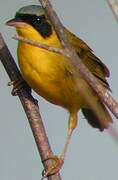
{"left": 81, "top": 101, "right": 113, "bottom": 131}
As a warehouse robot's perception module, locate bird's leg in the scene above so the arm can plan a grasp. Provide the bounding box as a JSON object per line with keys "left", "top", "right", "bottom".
{"left": 42, "top": 112, "right": 78, "bottom": 179}
{"left": 59, "top": 112, "right": 78, "bottom": 162}
{"left": 8, "top": 79, "right": 31, "bottom": 96}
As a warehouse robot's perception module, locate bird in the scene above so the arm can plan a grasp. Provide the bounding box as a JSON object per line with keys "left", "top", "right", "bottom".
{"left": 6, "top": 5, "right": 113, "bottom": 178}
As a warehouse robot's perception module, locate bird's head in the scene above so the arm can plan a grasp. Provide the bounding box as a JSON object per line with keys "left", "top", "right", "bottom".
{"left": 6, "top": 5, "right": 53, "bottom": 40}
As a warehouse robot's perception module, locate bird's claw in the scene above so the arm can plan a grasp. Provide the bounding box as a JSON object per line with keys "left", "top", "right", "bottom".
{"left": 8, "top": 79, "right": 24, "bottom": 96}
{"left": 8, "top": 79, "right": 31, "bottom": 96}
{"left": 42, "top": 155, "right": 64, "bottom": 179}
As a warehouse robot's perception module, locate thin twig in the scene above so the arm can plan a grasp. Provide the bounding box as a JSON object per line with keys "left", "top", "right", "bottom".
{"left": 13, "top": 34, "right": 65, "bottom": 56}
{"left": 39, "top": 0, "right": 118, "bottom": 121}
{"left": 0, "top": 33, "right": 61, "bottom": 180}
{"left": 107, "top": 0, "right": 118, "bottom": 21}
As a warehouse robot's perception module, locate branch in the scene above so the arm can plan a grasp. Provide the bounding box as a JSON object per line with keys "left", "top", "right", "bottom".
{"left": 13, "top": 34, "right": 65, "bottom": 56}
{"left": 107, "top": 0, "right": 118, "bottom": 21}
{"left": 39, "top": 0, "right": 118, "bottom": 122}
{"left": 0, "top": 33, "right": 61, "bottom": 180}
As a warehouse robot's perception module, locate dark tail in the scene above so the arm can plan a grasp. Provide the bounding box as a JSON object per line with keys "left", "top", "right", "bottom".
{"left": 81, "top": 101, "right": 113, "bottom": 131}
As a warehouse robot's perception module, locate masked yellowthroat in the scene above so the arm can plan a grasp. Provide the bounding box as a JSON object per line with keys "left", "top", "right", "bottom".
{"left": 6, "top": 5, "right": 113, "bottom": 177}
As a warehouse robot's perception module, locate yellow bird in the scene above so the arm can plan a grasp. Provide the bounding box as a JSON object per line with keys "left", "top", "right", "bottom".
{"left": 6, "top": 5, "right": 113, "bottom": 177}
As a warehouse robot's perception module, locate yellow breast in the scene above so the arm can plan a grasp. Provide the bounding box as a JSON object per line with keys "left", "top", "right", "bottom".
{"left": 16, "top": 23, "right": 91, "bottom": 112}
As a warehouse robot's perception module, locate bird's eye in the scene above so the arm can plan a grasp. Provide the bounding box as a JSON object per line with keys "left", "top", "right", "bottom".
{"left": 33, "top": 15, "right": 45, "bottom": 25}
{"left": 35, "top": 17, "right": 42, "bottom": 24}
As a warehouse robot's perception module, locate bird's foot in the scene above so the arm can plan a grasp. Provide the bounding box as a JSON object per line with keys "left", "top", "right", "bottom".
{"left": 8, "top": 79, "right": 31, "bottom": 96}
{"left": 42, "top": 155, "right": 64, "bottom": 179}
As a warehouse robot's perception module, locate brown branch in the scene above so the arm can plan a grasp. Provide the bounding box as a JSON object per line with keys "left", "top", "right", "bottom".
{"left": 0, "top": 33, "right": 61, "bottom": 180}
{"left": 13, "top": 34, "right": 65, "bottom": 56}
{"left": 107, "top": 0, "right": 118, "bottom": 21}
{"left": 39, "top": 0, "right": 118, "bottom": 122}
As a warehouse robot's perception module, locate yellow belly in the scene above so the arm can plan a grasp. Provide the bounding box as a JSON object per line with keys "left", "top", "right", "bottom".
{"left": 17, "top": 41, "right": 87, "bottom": 112}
